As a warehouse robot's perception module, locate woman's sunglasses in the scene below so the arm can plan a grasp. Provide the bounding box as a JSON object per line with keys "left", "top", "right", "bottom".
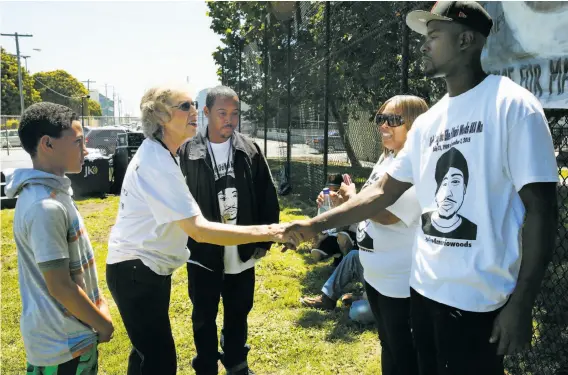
{"left": 375, "top": 113, "right": 405, "bottom": 127}
{"left": 171, "top": 101, "right": 198, "bottom": 112}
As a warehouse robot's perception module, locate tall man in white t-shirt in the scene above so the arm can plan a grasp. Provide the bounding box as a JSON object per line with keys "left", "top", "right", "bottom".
{"left": 283, "top": 2, "right": 559, "bottom": 374}
{"left": 179, "top": 86, "right": 280, "bottom": 375}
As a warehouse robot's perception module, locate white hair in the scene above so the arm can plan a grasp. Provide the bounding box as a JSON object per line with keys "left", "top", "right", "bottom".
{"left": 139, "top": 83, "right": 194, "bottom": 140}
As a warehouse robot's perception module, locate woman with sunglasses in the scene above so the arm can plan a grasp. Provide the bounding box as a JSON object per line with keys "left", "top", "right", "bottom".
{"left": 106, "top": 85, "right": 288, "bottom": 375}
{"left": 337, "top": 95, "right": 428, "bottom": 375}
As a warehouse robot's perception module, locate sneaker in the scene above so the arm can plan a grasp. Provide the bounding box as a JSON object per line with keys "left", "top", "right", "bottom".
{"left": 300, "top": 294, "right": 336, "bottom": 310}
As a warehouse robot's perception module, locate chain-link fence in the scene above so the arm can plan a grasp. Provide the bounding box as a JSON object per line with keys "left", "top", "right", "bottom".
{"left": 222, "top": 1, "right": 444, "bottom": 203}
{"left": 521, "top": 110, "right": 568, "bottom": 375}
{"left": 215, "top": 2, "right": 567, "bottom": 373}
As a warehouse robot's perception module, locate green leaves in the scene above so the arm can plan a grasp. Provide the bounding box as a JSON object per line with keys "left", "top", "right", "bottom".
{"left": 205, "top": 1, "right": 445, "bottom": 165}
{"left": 0, "top": 47, "right": 41, "bottom": 114}
{"left": 32, "top": 70, "right": 89, "bottom": 113}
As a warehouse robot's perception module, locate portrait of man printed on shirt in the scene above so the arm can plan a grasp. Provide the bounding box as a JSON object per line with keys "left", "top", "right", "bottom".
{"left": 422, "top": 147, "right": 478, "bottom": 241}
{"left": 216, "top": 174, "right": 238, "bottom": 224}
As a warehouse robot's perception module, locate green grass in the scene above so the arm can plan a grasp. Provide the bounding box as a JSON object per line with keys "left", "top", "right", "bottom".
{"left": 1, "top": 196, "right": 381, "bottom": 375}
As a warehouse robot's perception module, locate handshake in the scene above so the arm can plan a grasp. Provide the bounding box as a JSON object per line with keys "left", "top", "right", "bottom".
{"left": 266, "top": 220, "right": 317, "bottom": 250}
{"left": 268, "top": 174, "right": 356, "bottom": 249}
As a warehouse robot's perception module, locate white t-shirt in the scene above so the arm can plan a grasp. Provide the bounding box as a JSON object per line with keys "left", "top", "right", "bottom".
{"left": 107, "top": 139, "right": 202, "bottom": 275}
{"left": 189, "top": 139, "right": 257, "bottom": 274}
{"left": 356, "top": 154, "right": 421, "bottom": 298}
{"left": 388, "top": 75, "right": 558, "bottom": 312}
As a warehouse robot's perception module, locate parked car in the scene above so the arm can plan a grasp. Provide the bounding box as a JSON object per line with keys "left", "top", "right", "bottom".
{"left": 84, "top": 126, "right": 128, "bottom": 156}
{"left": 306, "top": 133, "right": 345, "bottom": 153}
{"left": 1, "top": 129, "right": 21, "bottom": 148}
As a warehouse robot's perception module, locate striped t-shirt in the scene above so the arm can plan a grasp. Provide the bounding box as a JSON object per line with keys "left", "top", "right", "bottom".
{"left": 10, "top": 170, "right": 100, "bottom": 366}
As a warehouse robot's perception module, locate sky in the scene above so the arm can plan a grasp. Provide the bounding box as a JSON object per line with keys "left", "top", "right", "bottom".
{"left": 0, "top": 1, "right": 223, "bottom": 116}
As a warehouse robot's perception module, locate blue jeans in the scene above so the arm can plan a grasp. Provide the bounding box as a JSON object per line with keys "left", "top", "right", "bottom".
{"left": 321, "top": 250, "right": 374, "bottom": 324}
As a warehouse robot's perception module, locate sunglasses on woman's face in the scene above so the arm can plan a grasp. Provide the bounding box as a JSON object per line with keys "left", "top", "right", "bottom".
{"left": 171, "top": 101, "right": 198, "bottom": 112}
{"left": 375, "top": 113, "right": 405, "bottom": 127}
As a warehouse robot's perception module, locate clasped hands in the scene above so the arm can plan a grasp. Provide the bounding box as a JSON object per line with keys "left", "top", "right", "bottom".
{"left": 271, "top": 180, "right": 356, "bottom": 249}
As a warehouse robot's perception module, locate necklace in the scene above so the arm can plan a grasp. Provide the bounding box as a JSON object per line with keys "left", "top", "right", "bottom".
{"left": 155, "top": 138, "right": 178, "bottom": 166}
{"left": 207, "top": 136, "right": 233, "bottom": 222}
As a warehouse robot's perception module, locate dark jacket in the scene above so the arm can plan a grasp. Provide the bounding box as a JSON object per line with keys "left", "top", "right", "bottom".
{"left": 178, "top": 131, "right": 280, "bottom": 271}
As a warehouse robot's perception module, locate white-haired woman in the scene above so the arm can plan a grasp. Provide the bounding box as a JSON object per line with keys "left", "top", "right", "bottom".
{"left": 106, "top": 86, "right": 286, "bottom": 375}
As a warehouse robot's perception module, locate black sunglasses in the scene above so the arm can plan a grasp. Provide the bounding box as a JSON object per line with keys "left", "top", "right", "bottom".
{"left": 375, "top": 113, "right": 405, "bottom": 127}
{"left": 171, "top": 101, "right": 198, "bottom": 111}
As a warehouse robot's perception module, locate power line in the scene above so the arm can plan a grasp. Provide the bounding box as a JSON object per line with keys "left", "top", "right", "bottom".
{"left": 34, "top": 77, "right": 83, "bottom": 99}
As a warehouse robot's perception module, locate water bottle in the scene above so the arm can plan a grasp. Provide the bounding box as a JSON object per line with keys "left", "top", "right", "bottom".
{"left": 318, "top": 188, "right": 336, "bottom": 235}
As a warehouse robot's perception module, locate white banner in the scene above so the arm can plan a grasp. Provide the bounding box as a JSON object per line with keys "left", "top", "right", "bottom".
{"left": 481, "top": 2, "right": 568, "bottom": 109}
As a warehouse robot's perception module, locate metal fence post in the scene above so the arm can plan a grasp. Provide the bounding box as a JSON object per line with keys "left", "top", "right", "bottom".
{"left": 238, "top": 38, "right": 243, "bottom": 132}
{"left": 286, "top": 19, "right": 292, "bottom": 183}
{"left": 323, "top": 2, "right": 331, "bottom": 184}
{"left": 263, "top": 13, "right": 269, "bottom": 157}
{"left": 400, "top": 5, "right": 409, "bottom": 93}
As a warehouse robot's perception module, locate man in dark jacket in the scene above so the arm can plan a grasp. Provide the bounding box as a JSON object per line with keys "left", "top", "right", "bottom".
{"left": 179, "top": 86, "right": 279, "bottom": 375}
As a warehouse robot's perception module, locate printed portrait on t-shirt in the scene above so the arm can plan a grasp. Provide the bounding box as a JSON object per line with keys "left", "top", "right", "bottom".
{"left": 215, "top": 175, "right": 238, "bottom": 224}
{"left": 356, "top": 220, "right": 374, "bottom": 251}
{"left": 422, "top": 147, "right": 477, "bottom": 240}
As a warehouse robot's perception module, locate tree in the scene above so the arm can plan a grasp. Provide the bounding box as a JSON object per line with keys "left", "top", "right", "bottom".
{"left": 207, "top": 1, "right": 445, "bottom": 166}
{"left": 32, "top": 70, "right": 88, "bottom": 114}
{"left": 88, "top": 100, "right": 102, "bottom": 116}
{"left": 1, "top": 47, "right": 41, "bottom": 114}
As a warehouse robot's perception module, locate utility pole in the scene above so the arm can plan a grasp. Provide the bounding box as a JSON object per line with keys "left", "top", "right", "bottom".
{"left": 82, "top": 79, "right": 96, "bottom": 92}
{"left": 81, "top": 80, "right": 96, "bottom": 126}
{"left": 21, "top": 55, "right": 30, "bottom": 71}
{"left": 9, "top": 54, "right": 30, "bottom": 71}
{"left": 117, "top": 95, "right": 122, "bottom": 123}
{"left": 104, "top": 84, "right": 115, "bottom": 124}
{"left": 113, "top": 91, "right": 117, "bottom": 125}
{"left": 1, "top": 32, "right": 33, "bottom": 115}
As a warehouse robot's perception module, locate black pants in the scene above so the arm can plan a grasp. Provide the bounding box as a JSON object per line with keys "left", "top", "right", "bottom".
{"left": 106, "top": 259, "right": 176, "bottom": 375}
{"left": 410, "top": 288, "right": 504, "bottom": 375}
{"left": 365, "top": 282, "right": 418, "bottom": 375}
{"left": 188, "top": 263, "right": 255, "bottom": 375}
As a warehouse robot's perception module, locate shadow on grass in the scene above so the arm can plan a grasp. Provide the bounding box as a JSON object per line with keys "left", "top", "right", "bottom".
{"left": 298, "top": 256, "right": 336, "bottom": 296}
{"left": 74, "top": 193, "right": 112, "bottom": 202}
{"left": 296, "top": 307, "right": 375, "bottom": 344}
{"left": 291, "top": 245, "right": 373, "bottom": 343}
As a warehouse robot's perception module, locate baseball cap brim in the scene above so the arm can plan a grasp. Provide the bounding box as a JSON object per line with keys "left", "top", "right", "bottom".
{"left": 406, "top": 10, "right": 453, "bottom": 35}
